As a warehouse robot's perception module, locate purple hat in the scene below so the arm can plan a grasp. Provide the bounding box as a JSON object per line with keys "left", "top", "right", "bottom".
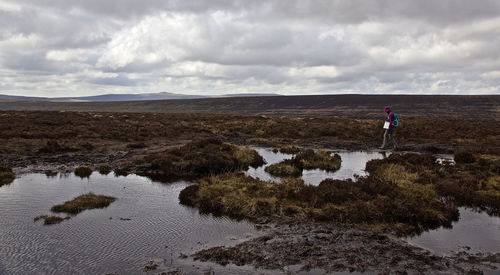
{"left": 384, "top": 106, "right": 391, "bottom": 113}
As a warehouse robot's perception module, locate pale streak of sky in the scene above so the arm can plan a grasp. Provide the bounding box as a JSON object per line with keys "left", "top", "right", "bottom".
{"left": 0, "top": 0, "right": 499, "bottom": 97}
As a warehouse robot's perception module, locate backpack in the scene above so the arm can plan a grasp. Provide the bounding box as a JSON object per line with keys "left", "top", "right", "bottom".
{"left": 391, "top": 113, "right": 400, "bottom": 127}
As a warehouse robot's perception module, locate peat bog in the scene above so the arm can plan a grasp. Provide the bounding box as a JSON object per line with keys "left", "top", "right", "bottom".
{"left": 0, "top": 106, "right": 499, "bottom": 274}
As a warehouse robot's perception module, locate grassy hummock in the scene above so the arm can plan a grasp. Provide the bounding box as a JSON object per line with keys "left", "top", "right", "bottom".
{"left": 179, "top": 151, "right": 500, "bottom": 235}
{"left": 265, "top": 149, "right": 342, "bottom": 177}
{"left": 97, "top": 163, "right": 112, "bottom": 175}
{"left": 265, "top": 161, "right": 302, "bottom": 177}
{"left": 51, "top": 193, "right": 116, "bottom": 215}
{"left": 74, "top": 166, "right": 93, "bottom": 178}
{"left": 273, "top": 146, "right": 302, "bottom": 154}
{"left": 296, "top": 149, "right": 342, "bottom": 171}
{"left": 0, "top": 165, "right": 15, "bottom": 186}
{"left": 138, "top": 138, "right": 265, "bottom": 181}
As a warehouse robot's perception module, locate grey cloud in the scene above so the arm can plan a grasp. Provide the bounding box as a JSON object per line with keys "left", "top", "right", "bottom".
{"left": 0, "top": 0, "right": 499, "bottom": 96}
{"left": 88, "top": 74, "right": 137, "bottom": 86}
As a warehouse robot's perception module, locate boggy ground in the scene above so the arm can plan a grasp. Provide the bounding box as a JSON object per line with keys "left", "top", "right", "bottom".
{"left": 180, "top": 153, "right": 500, "bottom": 237}
{"left": 194, "top": 222, "right": 499, "bottom": 274}
{"left": 183, "top": 151, "right": 500, "bottom": 273}
{"left": 0, "top": 110, "right": 499, "bottom": 173}
{"left": 1, "top": 110, "right": 499, "bottom": 273}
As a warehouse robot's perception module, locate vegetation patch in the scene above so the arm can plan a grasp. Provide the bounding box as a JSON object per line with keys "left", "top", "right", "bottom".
{"left": 137, "top": 138, "right": 265, "bottom": 181}
{"left": 180, "top": 151, "right": 500, "bottom": 235}
{"left": 74, "top": 166, "right": 93, "bottom": 178}
{"left": 0, "top": 165, "right": 15, "bottom": 186}
{"left": 97, "top": 163, "right": 112, "bottom": 175}
{"left": 273, "top": 145, "right": 302, "bottom": 154}
{"left": 264, "top": 161, "right": 302, "bottom": 177}
{"left": 44, "top": 170, "right": 58, "bottom": 177}
{"left": 265, "top": 149, "right": 342, "bottom": 178}
{"left": 296, "top": 149, "right": 342, "bottom": 171}
{"left": 34, "top": 215, "right": 70, "bottom": 225}
{"left": 51, "top": 193, "right": 116, "bottom": 215}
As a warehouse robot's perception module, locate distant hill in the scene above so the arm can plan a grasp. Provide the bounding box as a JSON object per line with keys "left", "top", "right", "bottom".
{"left": 0, "top": 92, "right": 207, "bottom": 102}
{"left": 0, "top": 94, "right": 498, "bottom": 120}
{"left": 0, "top": 92, "right": 283, "bottom": 102}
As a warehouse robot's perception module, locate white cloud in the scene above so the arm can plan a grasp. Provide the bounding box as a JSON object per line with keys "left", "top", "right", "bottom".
{"left": 0, "top": 0, "right": 499, "bottom": 96}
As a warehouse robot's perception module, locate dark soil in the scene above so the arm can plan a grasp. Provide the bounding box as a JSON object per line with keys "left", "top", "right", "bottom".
{"left": 193, "top": 222, "right": 500, "bottom": 274}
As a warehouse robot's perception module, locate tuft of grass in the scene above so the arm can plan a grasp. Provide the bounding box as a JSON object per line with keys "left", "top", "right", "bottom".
{"left": 97, "top": 163, "right": 112, "bottom": 175}
{"left": 296, "top": 149, "right": 342, "bottom": 171}
{"left": 0, "top": 165, "right": 15, "bottom": 186}
{"left": 51, "top": 192, "right": 116, "bottom": 215}
{"left": 264, "top": 149, "right": 342, "bottom": 178}
{"left": 45, "top": 170, "right": 58, "bottom": 177}
{"left": 265, "top": 161, "right": 302, "bottom": 177}
{"left": 74, "top": 166, "right": 92, "bottom": 178}
{"left": 454, "top": 151, "right": 476, "bottom": 164}
{"left": 138, "top": 138, "right": 264, "bottom": 181}
{"left": 34, "top": 215, "right": 70, "bottom": 225}
{"left": 277, "top": 146, "right": 302, "bottom": 154}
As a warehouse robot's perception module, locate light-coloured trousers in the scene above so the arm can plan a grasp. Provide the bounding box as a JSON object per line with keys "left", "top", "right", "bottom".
{"left": 381, "top": 129, "right": 398, "bottom": 149}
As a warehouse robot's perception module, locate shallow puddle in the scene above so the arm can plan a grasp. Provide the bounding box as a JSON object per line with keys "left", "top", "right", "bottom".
{"left": 246, "top": 148, "right": 386, "bottom": 185}
{"left": 0, "top": 173, "right": 259, "bottom": 274}
{"left": 406, "top": 207, "right": 500, "bottom": 255}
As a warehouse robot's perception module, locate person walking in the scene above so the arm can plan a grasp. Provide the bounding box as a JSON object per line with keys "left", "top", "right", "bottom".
{"left": 380, "top": 106, "right": 398, "bottom": 150}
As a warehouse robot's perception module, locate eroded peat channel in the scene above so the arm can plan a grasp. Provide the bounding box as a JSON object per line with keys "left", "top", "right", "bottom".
{"left": 1, "top": 143, "right": 499, "bottom": 274}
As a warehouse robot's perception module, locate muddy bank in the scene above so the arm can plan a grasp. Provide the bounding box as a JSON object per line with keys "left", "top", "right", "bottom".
{"left": 194, "top": 222, "right": 500, "bottom": 274}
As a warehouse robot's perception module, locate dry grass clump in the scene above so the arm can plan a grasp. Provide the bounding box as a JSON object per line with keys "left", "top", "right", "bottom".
{"left": 265, "top": 161, "right": 302, "bottom": 177}
{"left": 179, "top": 167, "right": 458, "bottom": 235}
{"left": 51, "top": 193, "right": 116, "bottom": 215}
{"left": 0, "top": 165, "right": 15, "bottom": 186}
{"left": 454, "top": 151, "right": 476, "bottom": 164}
{"left": 296, "top": 149, "right": 341, "bottom": 171}
{"left": 265, "top": 149, "right": 342, "bottom": 178}
{"left": 97, "top": 163, "right": 112, "bottom": 175}
{"left": 274, "top": 146, "right": 302, "bottom": 154}
{"left": 138, "top": 138, "right": 264, "bottom": 181}
{"left": 433, "top": 155, "right": 500, "bottom": 215}
{"left": 181, "top": 151, "right": 500, "bottom": 235}
{"left": 74, "top": 166, "right": 93, "bottom": 178}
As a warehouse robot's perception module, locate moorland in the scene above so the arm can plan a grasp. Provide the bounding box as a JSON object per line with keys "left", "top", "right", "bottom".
{"left": 1, "top": 95, "right": 499, "bottom": 274}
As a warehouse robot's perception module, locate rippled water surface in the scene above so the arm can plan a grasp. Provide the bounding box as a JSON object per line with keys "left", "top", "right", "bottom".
{"left": 0, "top": 174, "right": 258, "bottom": 274}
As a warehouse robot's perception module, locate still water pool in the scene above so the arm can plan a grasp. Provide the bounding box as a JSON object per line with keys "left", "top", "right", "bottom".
{"left": 0, "top": 174, "right": 258, "bottom": 274}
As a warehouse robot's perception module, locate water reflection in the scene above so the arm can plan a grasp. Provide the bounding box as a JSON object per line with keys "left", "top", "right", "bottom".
{"left": 0, "top": 173, "right": 258, "bottom": 274}
{"left": 246, "top": 148, "right": 385, "bottom": 185}
{"left": 407, "top": 208, "right": 500, "bottom": 255}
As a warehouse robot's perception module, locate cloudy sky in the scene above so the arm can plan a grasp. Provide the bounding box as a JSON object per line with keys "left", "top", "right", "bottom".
{"left": 1, "top": 0, "right": 499, "bottom": 97}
